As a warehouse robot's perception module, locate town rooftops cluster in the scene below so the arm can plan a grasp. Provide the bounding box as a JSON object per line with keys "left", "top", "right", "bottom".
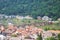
{"left": 0, "top": 23, "right": 60, "bottom": 40}
{"left": 0, "top": 23, "right": 43, "bottom": 36}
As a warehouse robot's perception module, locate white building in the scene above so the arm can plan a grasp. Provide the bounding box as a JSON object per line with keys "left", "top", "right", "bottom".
{"left": 0, "top": 35, "right": 6, "bottom": 40}
{"left": 0, "top": 14, "right": 5, "bottom": 19}
{"left": 24, "top": 15, "right": 33, "bottom": 19}
{"left": 58, "top": 18, "right": 60, "bottom": 21}
{"left": 37, "top": 16, "right": 42, "bottom": 20}
{"left": 16, "top": 16, "right": 24, "bottom": 19}
{"left": 42, "top": 16, "right": 52, "bottom": 21}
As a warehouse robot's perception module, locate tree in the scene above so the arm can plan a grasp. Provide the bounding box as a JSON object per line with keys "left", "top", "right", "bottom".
{"left": 58, "top": 33, "right": 60, "bottom": 40}
{"left": 37, "top": 34, "right": 42, "bottom": 40}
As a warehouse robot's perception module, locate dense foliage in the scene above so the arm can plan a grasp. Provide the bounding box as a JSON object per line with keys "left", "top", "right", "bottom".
{"left": 58, "top": 33, "right": 60, "bottom": 40}
{"left": 0, "top": 0, "right": 60, "bottom": 19}
{"left": 45, "top": 37, "right": 56, "bottom": 40}
{"left": 37, "top": 34, "right": 42, "bottom": 40}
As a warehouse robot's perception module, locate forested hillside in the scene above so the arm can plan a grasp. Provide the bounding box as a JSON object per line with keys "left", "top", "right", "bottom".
{"left": 0, "top": 0, "right": 60, "bottom": 19}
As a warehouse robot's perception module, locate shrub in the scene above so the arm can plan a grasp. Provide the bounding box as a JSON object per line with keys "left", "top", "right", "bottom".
{"left": 58, "top": 33, "right": 60, "bottom": 40}
{"left": 37, "top": 34, "right": 42, "bottom": 40}
{"left": 11, "top": 34, "right": 17, "bottom": 37}
{"left": 45, "top": 37, "right": 56, "bottom": 40}
{"left": 44, "top": 27, "right": 51, "bottom": 31}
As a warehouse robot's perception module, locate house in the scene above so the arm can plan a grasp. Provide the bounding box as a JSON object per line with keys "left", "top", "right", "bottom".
{"left": 37, "top": 16, "right": 42, "bottom": 20}
{"left": 0, "top": 14, "right": 5, "bottom": 19}
{"left": 42, "top": 16, "right": 50, "bottom": 21}
{"left": 16, "top": 15, "right": 25, "bottom": 19}
{"left": 8, "top": 23, "right": 13, "bottom": 28}
{"left": 58, "top": 18, "right": 60, "bottom": 21}
{"left": 4, "top": 15, "right": 9, "bottom": 19}
{"left": 38, "top": 28, "right": 43, "bottom": 35}
{"left": 47, "top": 30, "right": 60, "bottom": 38}
{"left": 0, "top": 35, "right": 6, "bottom": 40}
{"left": 24, "top": 15, "right": 33, "bottom": 19}
{"left": 42, "top": 31, "right": 52, "bottom": 40}
{"left": 48, "top": 30, "right": 60, "bottom": 34}
{"left": 29, "top": 34, "right": 38, "bottom": 40}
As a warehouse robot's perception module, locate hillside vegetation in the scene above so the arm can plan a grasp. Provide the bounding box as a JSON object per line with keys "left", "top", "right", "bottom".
{"left": 0, "top": 0, "right": 60, "bottom": 20}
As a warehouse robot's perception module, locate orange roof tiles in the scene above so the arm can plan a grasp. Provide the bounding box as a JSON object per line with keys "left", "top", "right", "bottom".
{"left": 48, "top": 30, "right": 60, "bottom": 34}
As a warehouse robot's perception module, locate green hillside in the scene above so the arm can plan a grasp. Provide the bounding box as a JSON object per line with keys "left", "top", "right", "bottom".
{"left": 0, "top": 0, "right": 60, "bottom": 19}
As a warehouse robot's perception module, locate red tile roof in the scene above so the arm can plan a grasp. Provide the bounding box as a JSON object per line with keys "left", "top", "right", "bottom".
{"left": 48, "top": 30, "right": 60, "bottom": 34}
